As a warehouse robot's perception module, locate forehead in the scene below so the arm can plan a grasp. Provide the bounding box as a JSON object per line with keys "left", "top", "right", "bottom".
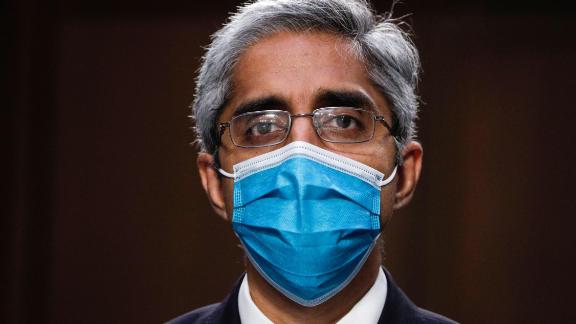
{"left": 223, "top": 31, "right": 390, "bottom": 118}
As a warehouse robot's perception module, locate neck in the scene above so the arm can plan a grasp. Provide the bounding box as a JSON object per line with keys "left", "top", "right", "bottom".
{"left": 246, "top": 248, "right": 382, "bottom": 323}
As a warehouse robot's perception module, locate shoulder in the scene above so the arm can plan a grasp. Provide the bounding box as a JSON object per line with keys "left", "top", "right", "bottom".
{"left": 165, "top": 303, "right": 221, "bottom": 324}
{"left": 381, "top": 268, "right": 458, "bottom": 324}
{"left": 165, "top": 275, "right": 243, "bottom": 324}
{"left": 410, "top": 307, "right": 458, "bottom": 323}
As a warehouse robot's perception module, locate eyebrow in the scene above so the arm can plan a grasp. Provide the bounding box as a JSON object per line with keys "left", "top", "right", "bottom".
{"left": 315, "top": 89, "right": 377, "bottom": 113}
{"left": 231, "top": 89, "right": 379, "bottom": 117}
{"left": 232, "top": 96, "right": 287, "bottom": 117}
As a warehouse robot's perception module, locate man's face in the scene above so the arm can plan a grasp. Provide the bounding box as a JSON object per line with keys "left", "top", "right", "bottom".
{"left": 214, "top": 31, "right": 400, "bottom": 226}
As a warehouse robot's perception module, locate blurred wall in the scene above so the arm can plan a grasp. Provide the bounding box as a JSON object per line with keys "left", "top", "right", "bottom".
{"left": 5, "top": 0, "right": 576, "bottom": 323}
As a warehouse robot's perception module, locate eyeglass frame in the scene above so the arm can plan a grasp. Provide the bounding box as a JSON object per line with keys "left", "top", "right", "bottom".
{"left": 217, "top": 107, "right": 395, "bottom": 148}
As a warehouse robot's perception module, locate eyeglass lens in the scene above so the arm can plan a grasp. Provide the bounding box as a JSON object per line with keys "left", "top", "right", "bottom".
{"left": 229, "top": 108, "right": 376, "bottom": 148}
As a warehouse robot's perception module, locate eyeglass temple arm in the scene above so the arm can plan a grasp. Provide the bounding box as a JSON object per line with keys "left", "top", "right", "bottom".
{"left": 218, "top": 122, "right": 230, "bottom": 136}
{"left": 374, "top": 116, "right": 393, "bottom": 133}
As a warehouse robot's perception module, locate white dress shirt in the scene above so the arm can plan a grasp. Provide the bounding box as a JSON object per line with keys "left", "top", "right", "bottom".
{"left": 238, "top": 268, "right": 388, "bottom": 323}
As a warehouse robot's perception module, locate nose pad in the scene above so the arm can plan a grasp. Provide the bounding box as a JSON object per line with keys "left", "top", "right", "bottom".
{"left": 287, "top": 115, "right": 324, "bottom": 146}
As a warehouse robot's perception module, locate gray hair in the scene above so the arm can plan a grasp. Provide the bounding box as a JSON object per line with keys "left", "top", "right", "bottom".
{"left": 192, "top": 0, "right": 420, "bottom": 163}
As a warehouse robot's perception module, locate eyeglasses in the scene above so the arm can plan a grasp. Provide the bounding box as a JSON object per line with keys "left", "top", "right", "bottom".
{"left": 218, "top": 107, "right": 393, "bottom": 148}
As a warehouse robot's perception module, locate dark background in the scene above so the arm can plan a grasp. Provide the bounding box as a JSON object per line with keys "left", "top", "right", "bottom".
{"left": 5, "top": 0, "right": 576, "bottom": 323}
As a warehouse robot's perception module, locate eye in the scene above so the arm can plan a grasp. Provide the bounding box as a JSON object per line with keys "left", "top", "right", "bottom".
{"left": 323, "top": 113, "right": 363, "bottom": 130}
{"left": 247, "top": 120, "right": 279, "bottom": 135}
{"left": 334, "top": 115, "right": 354, "bottom": 128}
{"left": 243, "top": 114, "right": 287, "bottom": 137}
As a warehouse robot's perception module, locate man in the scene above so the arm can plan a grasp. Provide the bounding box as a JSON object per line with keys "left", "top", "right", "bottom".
{"left": 169, "top": 0, "right": 457, "bottom": 323}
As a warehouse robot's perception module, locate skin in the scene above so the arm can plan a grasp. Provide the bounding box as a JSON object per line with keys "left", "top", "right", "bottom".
{"left": 197, "top": 31, "right": 423, "bottom": 323}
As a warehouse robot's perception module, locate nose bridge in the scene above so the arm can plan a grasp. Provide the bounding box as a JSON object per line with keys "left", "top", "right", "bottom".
{"left": 287, "top": 113, "right": 323, "bottom": 146}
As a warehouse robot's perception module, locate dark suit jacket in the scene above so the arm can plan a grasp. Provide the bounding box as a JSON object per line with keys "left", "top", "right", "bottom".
{"left": 167, "top": 268, "right": 457, "bottom": 323}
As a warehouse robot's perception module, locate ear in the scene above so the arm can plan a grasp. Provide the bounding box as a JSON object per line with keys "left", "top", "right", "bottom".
{"left": 394, "top": 141, "right": 423, "bottom": 209}
{"left": 197, "top": 152, "right": 229, "bottom": 220}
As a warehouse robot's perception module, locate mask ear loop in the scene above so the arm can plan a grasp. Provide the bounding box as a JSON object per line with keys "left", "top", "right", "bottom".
{"left": 218, "top": 168, "right": 235, "bottom": 179}
{"left": 378, "top": 166, "right": 398, "bottom": 187}
{"left": 211, "top": 148, "right": 235, "bottom": 179}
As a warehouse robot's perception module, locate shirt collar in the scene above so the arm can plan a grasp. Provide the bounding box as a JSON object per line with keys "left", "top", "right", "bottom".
{"left": 238, "top": 268, "right": 388, "bottom": 324}
{"left": 238, "top": 273, "right": 273, "bottom": 324}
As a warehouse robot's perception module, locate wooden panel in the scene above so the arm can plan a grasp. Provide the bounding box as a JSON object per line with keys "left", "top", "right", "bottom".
{"left": 7, "top": 2, "right": 576, "bottom": 323}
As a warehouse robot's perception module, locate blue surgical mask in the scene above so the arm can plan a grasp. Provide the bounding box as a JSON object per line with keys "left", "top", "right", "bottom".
{"left": 218, "top": 141, "right": 397, "bottom": 307}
